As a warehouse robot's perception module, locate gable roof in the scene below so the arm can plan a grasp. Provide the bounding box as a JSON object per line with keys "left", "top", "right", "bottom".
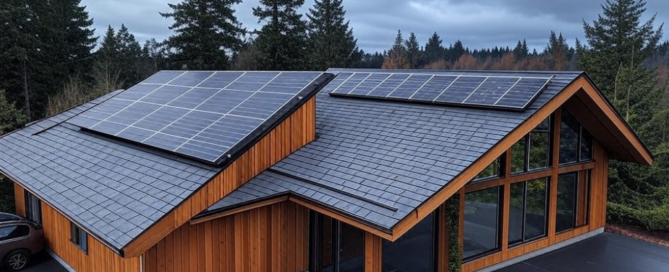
{"left": 0, "top": 71, "right": 332, "bottom": 253}
{"left": 196, "top": 69, "right": 652, "bottom": 238}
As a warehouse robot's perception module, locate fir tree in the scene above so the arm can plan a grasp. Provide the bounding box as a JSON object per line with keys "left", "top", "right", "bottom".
{"left": 545, "top": 31, "right": 570, "bottom": 70}
{"left": 424, "top": 32, "right": 444, "bottom": 63}
{"left": 405, "top": 32, "right": 420, "bottom": 69}
{"left": 0, "top": 90, "right": 28, "bottom": 135}
{"left": 98, "top": 26, "right": 119, "bottom": 62}
{"left": 306, "top": 0, "right": 360, "bottom": 70}
{"left": 161, "top": 0, "right": 245, "bottom": 70}
{"left": 381, "top": 30, "right": 410, "bottom": 69}
{"left": 253, "top": 0, "right": 309, "bottom": 70}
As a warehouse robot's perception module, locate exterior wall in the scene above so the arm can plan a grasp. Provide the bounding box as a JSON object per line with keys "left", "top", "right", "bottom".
{"left": 124, "top": 97, "right": 317, "bottom": 256}
{"left": 14, "top": 184, "right": 141, "bottom": 272}
{"left": 144, "top": 201, "right": 309, "bottom": 272}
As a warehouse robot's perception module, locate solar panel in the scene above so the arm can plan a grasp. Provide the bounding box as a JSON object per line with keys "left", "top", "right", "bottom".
{"left": 69, "top": 71, "right": 332, "bottom": 165}
{"left": 328, "top": 72, "right": 552, "bottom": 111}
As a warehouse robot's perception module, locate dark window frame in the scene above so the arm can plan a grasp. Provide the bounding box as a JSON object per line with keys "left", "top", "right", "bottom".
{"left": 463, "top": 186, "right": 504, "bottom": 262}
{"left": 508, "top": 178, "right": 549, "bottom": 247}
{"left": 309, "top": 212, "right": 365, "bottom": 272}
{"left": 471, "top": 154, "right": 506, "bottom": 184}
{"left": 512, "top": 116, "right": 553, "bottom": 175}
{"left": 559, "top": 109, "right": 593, "bottom": 165}
{"left": 70, "top": 222, "right": 88, "bottom": 254}
{"left": 24, "top": 191, "right": 42, "bottom": 225}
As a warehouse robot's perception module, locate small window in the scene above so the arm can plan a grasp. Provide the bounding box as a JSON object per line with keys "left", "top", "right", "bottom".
{"left": 24, "top": 192, "right": 42, "bottom": 225}
{"left": 560, "top": 109, "right": 594, "bottom": 164}
{"left": 512, "top": 117, "right": 551, "bottom": 174}
{"left": 0, "top": 225, "right": 30, "bottom": 242}
{"left": 70, "top": 223, "right": 88, "bottom": 253}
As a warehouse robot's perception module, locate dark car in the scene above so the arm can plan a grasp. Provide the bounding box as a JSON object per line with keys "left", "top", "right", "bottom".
{"left": 0, "top": 212, "right": 44, "bottom": 271}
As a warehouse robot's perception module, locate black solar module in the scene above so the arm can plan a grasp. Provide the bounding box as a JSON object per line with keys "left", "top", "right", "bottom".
{"left": 69, "top": 71, "right": 332, "bottom": 165}
{"left": 329, "top": 72, "right": 553, "bottom": 111}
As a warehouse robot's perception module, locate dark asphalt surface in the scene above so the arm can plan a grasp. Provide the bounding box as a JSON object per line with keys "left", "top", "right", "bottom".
{"left": 496, "top": 233, "right": 669, "bottom": 272}
{"left": 0, "top": 251, "right": 68, "bottom": 272}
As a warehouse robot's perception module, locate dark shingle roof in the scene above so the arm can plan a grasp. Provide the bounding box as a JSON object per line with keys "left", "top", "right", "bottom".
{"left": 0, "top": 91, "right": 219, "bottom": 250}
{"left": 200, "top": 70, "right": 583, "bottom": 231}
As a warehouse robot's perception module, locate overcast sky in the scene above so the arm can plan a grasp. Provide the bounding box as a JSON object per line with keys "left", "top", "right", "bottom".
{"left": 81, "top": 0, "right": 669, "bottom": 53}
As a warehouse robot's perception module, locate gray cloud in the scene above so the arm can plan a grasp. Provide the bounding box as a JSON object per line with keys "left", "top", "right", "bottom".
{"left": 81, "top": 0, "right": 669, "bottom": 53}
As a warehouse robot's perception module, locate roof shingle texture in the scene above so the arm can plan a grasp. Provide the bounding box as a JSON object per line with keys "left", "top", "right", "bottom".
{"left": 0, "top": 91, "right": 219, "bottom": 250}
{"left": 205, "top": 70, "right": 582, "bottom": 231}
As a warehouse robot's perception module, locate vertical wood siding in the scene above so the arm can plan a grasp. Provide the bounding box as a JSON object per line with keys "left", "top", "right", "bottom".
{"left": 144, "top": 201, "right": 309, "bottom": 272}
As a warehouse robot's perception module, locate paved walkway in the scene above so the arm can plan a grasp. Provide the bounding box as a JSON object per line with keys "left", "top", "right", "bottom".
{"left": 496, "top": 233, "right": 669, "bottom": 272}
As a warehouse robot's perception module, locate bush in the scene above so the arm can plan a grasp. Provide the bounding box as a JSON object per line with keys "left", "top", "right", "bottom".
{"left": 607, "top": 202, "right": 669, "bottom": 231}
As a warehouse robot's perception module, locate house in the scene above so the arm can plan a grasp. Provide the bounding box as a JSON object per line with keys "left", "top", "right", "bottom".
{"left": 0, "top": 69, "right": 651, "bottom": 272}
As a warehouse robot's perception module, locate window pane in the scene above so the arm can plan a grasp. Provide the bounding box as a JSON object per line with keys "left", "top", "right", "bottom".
{"left": 464, "top": 187, "right": 500, "bottom": 259}
{"left": 339, "top": 223, "right": 364, "bottom": 272}
{"left": 580, "top": 128, "right": 593, "bottom": 161}
{"left": 0, "top": 226, "right": 17, "bottom": 241}
{"left": 524, "top": 179, "right": 548, "bottom": 240}
{"left": 382, "top": 213, "right": 434, "bottom": 271}
{"left": 556, "top": 173, "right": 578, "bottom": 233}
{"left": 475, "top": 156, "right": 501, "bottom": 181}
{"left": 508, "top": 183, "right": 524, "bottom": 245}
{"left": 529, "top": 132, "right": 550, "bottom": 170}
{"left": 511, "top": 138, "right": 526, "bottom": 173}
{"left": 559, "top": 109, "right": 579, "bottom": 164}
{"left": 320, "top": 217, "right": 334, "bottom": 271}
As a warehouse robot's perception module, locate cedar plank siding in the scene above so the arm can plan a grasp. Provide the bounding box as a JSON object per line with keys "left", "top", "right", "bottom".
{"left": 123, "top": 97, "right": 316, "bottom": 257}
{"left": 14, "top": 185, "right": 141, "bottom": 272}
{"left": 144, "top": 201, "right": 309, "bottom": 272}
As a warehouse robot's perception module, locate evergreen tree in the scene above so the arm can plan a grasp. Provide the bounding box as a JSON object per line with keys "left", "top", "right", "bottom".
{"left": 424, "top": 32, "right": 444, "bottom": 63}
{"left": 580, "top": 0, "right": 668, "bottom": 230}
{"left": 306, "top": 0, "right": 360, "bottom": 70}
{"left": 405, "top": 32, "right": 420, "bottom": 69}
{"left": 0, "top": 90, "right": 28, "bottom": 135}
{"left": 98, "top": 26, "right": 119, "bottom": 62}
{"left": 545, "top": 31, "right": 570, "bottom": 70}
{"left": 449, "top": 40, "right": 466, "bottom": 62}
{"left": 142, "top": 38, "right": 167, "bottom": 74}
{"left": 115, "top": 25, "right": 144, "bottom": 86}
{"left": 513, "top": 39, "right": 529, "bottom": 59}
{"left": 382, "top": 30, "right": 410, "bottom": 69}
{"left": 161, "top": 0, "right": 245, "bottom": 70}
{"left": 253, "top": 0, "right": 309, "bottom": 70}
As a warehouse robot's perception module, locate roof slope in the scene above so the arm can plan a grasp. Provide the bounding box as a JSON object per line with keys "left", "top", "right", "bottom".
{"left": 0, "top": 91, "right": 219, "bottom": 250}
{"left": 200, "top": 70, "right": 583, "bottom": 231}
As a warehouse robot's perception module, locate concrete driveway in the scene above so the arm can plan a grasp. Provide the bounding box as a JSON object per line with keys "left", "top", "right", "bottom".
{"left": 0, "top": 251, "right": 68, "bottom": 272}
{"left": 495, "top": 233, "right": 669, "bottom": 272}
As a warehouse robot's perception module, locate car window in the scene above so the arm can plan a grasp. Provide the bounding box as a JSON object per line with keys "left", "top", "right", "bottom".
{"left": 0, "top": 225, "right": 30, "bottom": 241}
{"left": 0, "top": 213, "right": 22, "bottom": 222}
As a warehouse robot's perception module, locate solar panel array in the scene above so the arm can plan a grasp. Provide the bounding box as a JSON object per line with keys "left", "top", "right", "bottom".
{"left": 326, "top": 72, "right": 553, "bottom": 110}
{"left": 68, "top": 71, "right": 328, "bottom": 164}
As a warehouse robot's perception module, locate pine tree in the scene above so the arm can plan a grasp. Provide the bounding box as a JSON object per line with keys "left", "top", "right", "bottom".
{"left": 405, "top": 32, "right": 420, "bottom": 69}
{"left": 424, "top": 32, "right": 444, "bottom": 63}
{"left": 115, "top": 25, "right": 144, "bottom": 86}
{"left": 98, "top": 26, "right": 119, "bottom": 62}
{"left": 545, "top": 31, "right": 570, "bottom": 70}
{"left": 161, "top": 0, "right": 245, "bottom": 70}
{"left": 254, "top": 0, "right": 309, "bottom": 70}
{"left": 580, "top": 0, "right": 669, "bottom": 230}
{"left": 381, "top": 30, "right": 410, "bottom": 69}
{"left": 0, "top": 90, "right": 28, "bottom": 135}
{"left": 306, "top": 0, "right": 360, "bottom": 70}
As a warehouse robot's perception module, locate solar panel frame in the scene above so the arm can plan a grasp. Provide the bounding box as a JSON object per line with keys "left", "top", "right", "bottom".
{"left": 69, "top": 71, "right": 334, "bottom": 166}
{"left": 328, "top": 72, "right": 554, "bottom": 111}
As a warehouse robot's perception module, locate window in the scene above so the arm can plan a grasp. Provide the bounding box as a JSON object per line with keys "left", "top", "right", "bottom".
{"left": 473, "top": 156, "right": 503, "bottom": 182}
{"left": 0, "top": 225, "right": 30, "bottom": 242}
{"left": 463, "top": 187, "right": 502, "bottom": 260}
{"left": 70, "top": 223, "right": 88, "bottom": 253}
{"left": 508, "top": 179, "right": 548, "bottom": 246}
{"left": 560, "top": 109, "right": 593, "bottom": 164}
{"left": 383, "top": 213, "right": 435, "bottom": 271}
{"left": 310, "top": 213, "right": 364, "bottom": 272}
{"left": 555, "top": 172, "right": 590, "bottom": 233}
{"left": 512, "top": 117, "right": 551, "bottom": 174}
{"left": 24, "top": 191, "right": 41, "bottom": 225}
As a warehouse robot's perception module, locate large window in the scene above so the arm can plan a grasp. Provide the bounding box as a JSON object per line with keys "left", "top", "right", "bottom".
{"left": 24, "top": 191, "right": 41, "bottom": 225}
{"left": 556, "top": 172, "right": 590, "bottom": 233}
{"left": 310, "top": 213, "right": 364, "bottom": 272}
{"left": 512, "top": 117, "right": 551, "bottom": 174}
{"left": 382, "top": 213, "right": 435, "bottom": 271}
{"left": 508, "top": 179, "right": 548, "bottom": 246}
{"left": 463, "top": 187, "right": 502, "bottom": 260}
{"left": 70, "top": 223, "right": 88, "bottom": 254}
{"left": 560, "top": 109, "right": 593, "bottom": 164}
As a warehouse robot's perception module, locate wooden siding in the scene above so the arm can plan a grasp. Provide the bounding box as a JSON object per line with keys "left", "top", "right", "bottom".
{"left": 124, "top": 97, "right": 316, "bottom": 257}
{"left": 14, "top": 185, "right": 141, "bottom": 272}
{"left": 144, "top": 201, "right": 309, "bottom": 272}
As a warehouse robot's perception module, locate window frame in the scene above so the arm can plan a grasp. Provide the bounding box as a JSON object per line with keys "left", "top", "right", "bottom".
{"left": 462, "top": 186, "right": 503, "bottom": 261}
{"left": 508, "top": 178, "right": 550, "bottom": 247}
{"left": 511, "top": 116, "right": 553, "bottom": 175}
{"left": 24, "top": 191, "right": 42, "bottom": 225}
{"left": 559, "top": 109, "right": 593, "bottom": 165}
{"left": 70, "top": 222, "right": 88, "bottom": 254}
{"left": 309, "top": 212, "right": 365, "bottom": 272}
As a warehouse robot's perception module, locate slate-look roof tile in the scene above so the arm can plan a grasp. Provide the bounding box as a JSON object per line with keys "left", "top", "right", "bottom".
{"left": 205, "top": 70, "right": 582, "bottom": 231}
{"left": 0, "top": 91, "right": 219, "bottom": 250}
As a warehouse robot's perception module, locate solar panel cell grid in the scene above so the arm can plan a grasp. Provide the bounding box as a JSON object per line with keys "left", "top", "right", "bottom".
{"left": 69, "top": 70, "right": 327, "bottom": 164}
